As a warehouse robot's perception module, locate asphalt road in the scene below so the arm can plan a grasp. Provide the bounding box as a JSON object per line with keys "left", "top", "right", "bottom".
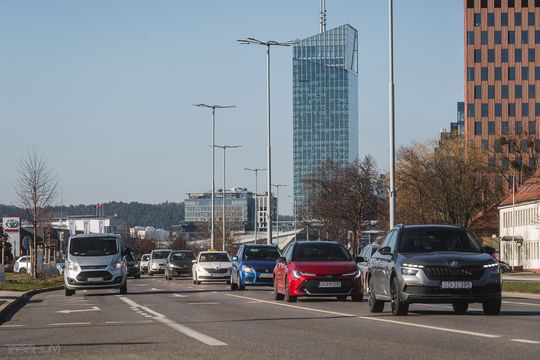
{"left": 1, "top": 276, "right": 540, "bottom": 359}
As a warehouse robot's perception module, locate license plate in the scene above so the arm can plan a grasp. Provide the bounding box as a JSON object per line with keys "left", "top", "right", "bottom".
{"left": 259, "top": 273, "right": 273, "bottom": 278}
{"left": 440, "top": 281, "right": 472, "bottom": 289}
{"left": 87, "top": 277, "right": 103, "bottom": 282}
{"left": 319, "top": 281, "right": 341, "bottom": 288}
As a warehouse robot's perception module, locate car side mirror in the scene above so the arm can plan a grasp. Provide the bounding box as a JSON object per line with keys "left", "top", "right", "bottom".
{"left": 355, "top": 256, "right": 365, "bottom": 263}
{"left": 192, "top": 259, "right": 197, "bottom": 264}
{"left": 379, "top": 246, "right": 392, "bottom": 256}
{"left": 482, "top": 245, "right": 496, "bottom": 255}
{"left": 232, "top": 256, "right": 238, "bottom": 262}
{"left": 277, "top": 257, "right": 286, "bottom": 263}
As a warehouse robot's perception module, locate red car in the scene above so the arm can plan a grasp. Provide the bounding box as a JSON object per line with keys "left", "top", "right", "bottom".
{"left": 273, "top": 241, "right": 364, "bottom": 302}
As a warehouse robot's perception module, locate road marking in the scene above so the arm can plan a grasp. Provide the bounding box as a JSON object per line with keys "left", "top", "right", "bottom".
{"left": 49, "top": 322, "right": 91, "bottom": 326}
{"left": 57, "top": 306, "right": 100, "bottom": 314}
{"left": 503, "top": 300, "right": 540, "bottom": 307}
{"left": 224, "top": 294, "right": 501, "bottom": 339}
{"left": 172, "top": 294, "right": 189, "bottom": 298}
{"left": 118, "top": 296, "right": 227, "bottom": 346}
{"left": 512, "top": 339, "right": 540, "bottom": 344}
{"left": 105, "top": 321, "right": 122, "bottom": 324}
{"left": 150, "top": 288, "right": 163, "bottom": 291}
{"left": 0, "top": 324, "right": 27, "bottom": 328}
{"left": 187, "top": 302, "right": 219, "bottom": 305}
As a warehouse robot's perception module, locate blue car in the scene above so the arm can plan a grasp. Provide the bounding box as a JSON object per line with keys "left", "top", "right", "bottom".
{"left": 230, "top": 244, "right": 281, "bottom": 290}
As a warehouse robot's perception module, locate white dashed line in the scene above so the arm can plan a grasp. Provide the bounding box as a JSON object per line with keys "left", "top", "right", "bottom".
{"left": 187, "top": 302, "right": 219, "bottom": 305}
{"left": 49, "top": 322, "right": 91, "bottom": 326}
{"left": 511, "top": 339, "right": 540, "bottom": 344}
{"left": 0, "top": 324, "right": 27, "bottom": 328}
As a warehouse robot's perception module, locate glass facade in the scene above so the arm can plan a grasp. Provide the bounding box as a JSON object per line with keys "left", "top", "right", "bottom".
{"left": 292, "top": 24, "right": 359, "bottom": 201}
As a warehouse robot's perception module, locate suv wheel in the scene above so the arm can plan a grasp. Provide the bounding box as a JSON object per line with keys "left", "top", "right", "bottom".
{"left": 284, "top": 277, "right": 297, "bottom": 303}
{"left": 452, "top": 302, "right": 469, "bottom": 314}
{"left": 390, "top": 278, "right": 409, "bottom": 316}
{"left": 368, "top": 278, "right": 384, "bottom": 313}
{"left": 482, "top": 298, "right": 501, "bottom": 315}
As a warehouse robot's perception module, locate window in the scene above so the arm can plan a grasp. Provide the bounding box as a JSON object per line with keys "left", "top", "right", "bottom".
{"left": 502, "top": 157, "right": 510, "bottom": 170}
{"left": 522, "top": 30, "right": 529, "bottom": 44}
{"left": 475, "top": 122, "right": 482, "bottom": 135}
{"left": 515, "top": 13, "right": 522, "bottom": 26}
{"left": 516, "top": 121, "right": 523, "bottom": 135}
{"left": 475, "top": 49, "right": 481, "bottom": 63}
{"left": 536, "top": 66, "right": 540, "bottom": 79}
{"left": 467, "top": 0, "right": 475, "bottom": 8}
{"left": 529, "top": 12, "right": 535, "bottom": 26}
{"left": 495, "top": 67, "right": 502, "bottom": 80}
{"left": 481, "top": 67, "right": 488, "bottom": 80}
{"left": 509, "top": 67, "right": 516, "bottom": 80}
{"left": 475, "top": 85, "right": 482, "bottom": 99}
{"left": 468, "top": 103, "right": 475, "bottom": 117}
{"left": 537, "top": 103, "right": 540, "bottom": 116}
{"left": 495, "top": 31, "right": 502, "bottom": 44}
{"left": 522, "top": 66, "right": 529, "bottom": 80}
{"left": 509, "top": 0, "right": 515, "bottom": 8}
{"left": 529, "top": 48, "right": 535, "bottom": 62}
{"left": 502, "top": 85, "right": 509, "bottom": 98}
{"left": 521, "top": 139, "right": 529, "bottom": 152}
{"left": 509, "top": 31, "right": 515, "bottom": 44}
{"left": 509, "top": 103, "right": 516, "bottom": 116}
{"left": 495, "top": 0, "right": 502, "bottom": 6}
{"left": 483, "top": 140, "right": 489, "bottom": 151}
{"left": 488, "top": 157, "right": 496, "bottom": 171}
{"left": 516, "top": 48, "right": 522, "bottom": 62}
{"left": 536, "top": 30, "right": 540, "bottom": 44}
{"left": 502, "top": 48, "right": 509, "bottom": 62}
{"left": 482, "top": 103, "right": 489, "bottom": 117}
{"left": 536, "top": 139, "right": 540, "bottom": 152}
{"left": 536, "top": 0, "right": 540, "bottom": 8}
{"left": 488, "top": 85, "right": 495, "bottom": 99}
{"left": 481, "top": 31, "right": 488, "bottom": 44}
{"left": 481, "top": 0, "right": 487, "bottom": 7}
{"left": 530, "top": 85, "right": 536, "bottom": 98}
{"left": 495, "top": 139, "right": 502, "bottom": 153}
{"left": 523, "top": 0, "right": 529, "bottom": 7}
{"left": 467, "top": 31, "right": 475, "bottom": 45}
{"left": 495, "top": 103, "right": 503, "bottom": 116}
{"left": 502, "top": 13, "right": 508, "bottom": 26}
{"left": 529, "top": 121, "right": 536, "bottom": 134}
{"left": 475, "top": 13, "right": 481, "bottom": 27}
{"left": 523, "top": 103, "right": 529, "bottom": 116}
{"left": 488, "top": 13, "right": 495, "bottom": 26}
{"left": 509, "top": 140, "right": 516, "bottom": 153}
{"left": 467, "top": 67, "right": 475, "bottom": 81}
{"left": 488, "top": 121, "right": 496, "bottom": 135}
{"left": 488, "top": 49, "right": 495, "bottom": 62}
{"left": 516, "top": 85, "right": 523, "bottom": 98}
{"left": 502, "top": 121, "right": 509, "bottom": 135}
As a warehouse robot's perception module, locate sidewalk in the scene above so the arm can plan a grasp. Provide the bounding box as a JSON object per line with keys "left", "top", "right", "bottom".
{"left": 503, "top": 272, "right": 540, "bottom": 282}
{"left": 0, "top": 287, "right": 63, "bottom": 320}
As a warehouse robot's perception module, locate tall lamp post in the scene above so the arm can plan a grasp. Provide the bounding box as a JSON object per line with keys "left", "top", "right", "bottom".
{"left": 194, "top": 103, "right": 235, "bottom": 250}
{"left": 214, "top": 144, "right": 242, "bottom": 251}
{"left": 244, "top": 167, "right": 266, "bottom": 242}
{"left": 388, "top": 0, "right": 397, "bottom": 229}
{"left": 238, "top": 38, "right": 295, "bottom": 244}
{"left": 272, "top": 184, "right": 287, "bottom": 244}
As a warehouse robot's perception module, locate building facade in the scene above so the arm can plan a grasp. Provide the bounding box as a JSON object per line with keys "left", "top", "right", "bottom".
{"left": 293, "top": 24, "right": 359, "bottom": 202}
{"left": 464, "top": 0, "right": 540, "bottom": 189}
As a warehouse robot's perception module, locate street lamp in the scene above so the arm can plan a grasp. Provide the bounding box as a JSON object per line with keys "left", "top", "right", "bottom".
{"left": 194, "top": 103, "right": 235, "bottom": 250}
{"left": 214, "top": 145, "right": 242, "bottom": 252}
{"left": 388, "top": 0, "right": 397, "bottom": 229}
{"left": 238, "top": 37, "right": 296, "bottom": 244}
{"left": 272, "top": 184, "right": 287, "bottom": 244}
{"left": 244, "top": 167, "right": 266, "bottom": 242}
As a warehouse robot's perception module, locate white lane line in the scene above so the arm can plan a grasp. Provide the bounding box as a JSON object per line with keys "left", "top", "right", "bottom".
{"left": 57, "top": 306, "right": 101, "bottom": 314}
{"left": 172, "top": 294, "right": 189, "bottom": 298}
{"left": 105, "top": 321, "right": 122, "bottom": 324}
{"left": 187, "top": 302, "right": 219, "bottom": 305}
{"left": 150, "top": 288, "right": 164, "bottom": 291}
{"left": 117, "top": 296, "right": 227, "bottom": 346}
{"left": 512, "top": 339, "right": 540, "bottom": 344}
{"left": 224, "top": 294, "right": 501, "bottom": 339}
{"left": 503, "top": 300, "right": 540, "bottom": 307}
{"left": 0, "top": 324, "right": 27, "bottom": 328}
{"left": 49, "top": 322, "right": 91, "bottom": 326}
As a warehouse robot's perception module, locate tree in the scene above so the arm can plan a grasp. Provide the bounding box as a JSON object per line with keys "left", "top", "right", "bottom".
{"left": 15, "top": 147, "right": 58, "bottom": 278}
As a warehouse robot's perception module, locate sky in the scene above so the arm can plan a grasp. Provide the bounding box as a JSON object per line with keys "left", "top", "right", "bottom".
{"left": 0, "top": 0, "right": 464, "bottom": 216}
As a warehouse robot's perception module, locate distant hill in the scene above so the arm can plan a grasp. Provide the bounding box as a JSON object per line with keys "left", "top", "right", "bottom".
{"left": 0, "top": 201, "right": 184, "bottom": 230}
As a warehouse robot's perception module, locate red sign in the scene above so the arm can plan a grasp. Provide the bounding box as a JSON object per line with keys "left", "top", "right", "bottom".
{"left": 357, "top": 229, "right": 363, "bottom": 239}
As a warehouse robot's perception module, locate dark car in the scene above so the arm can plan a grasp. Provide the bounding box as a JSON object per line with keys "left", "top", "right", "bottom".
{"left": 124, "top": 251, "right": 141, "bottom": 279}
{"left": 357, "top": 243, "right": 379, "bottom": 294}
{"left": 367, "top": 225, "right": 501, "bottom": 316}
{"left": 165, "top": 250, "right": 195, "bottom": 280}
{"left": 230, "top": 244, "right": 280, "bottom": 290}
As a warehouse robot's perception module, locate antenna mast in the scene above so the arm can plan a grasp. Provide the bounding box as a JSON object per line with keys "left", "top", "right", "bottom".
{"left": 320, "top": 0, "right": 327, "bottom": 32}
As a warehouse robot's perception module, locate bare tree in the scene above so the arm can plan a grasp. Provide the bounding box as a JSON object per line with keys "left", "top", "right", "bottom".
{"left": 15, "top": 147, "right": 58, "bottom": 278}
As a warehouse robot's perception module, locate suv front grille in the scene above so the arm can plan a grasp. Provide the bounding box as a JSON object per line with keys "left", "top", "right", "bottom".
{"left": 80, "top": 265, "right": 108, "bottom": 270}
{"left": 77, "top": 271, "right": 113, "bottom": 281}
{"left": 405, "top": 283, "right": 500, "bottom": 296}
{"left": 423, "top": 265, "right": 484, "bottom": 281}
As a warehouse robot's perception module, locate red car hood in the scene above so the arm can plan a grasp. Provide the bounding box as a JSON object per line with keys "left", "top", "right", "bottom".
{"left": 292, "top": 261, "right": 357, "bottom": 275}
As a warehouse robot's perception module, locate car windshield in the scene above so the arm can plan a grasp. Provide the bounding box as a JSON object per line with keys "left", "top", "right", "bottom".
{"left": 142, "top": 255, "right": 150, "bottom": 261}
{"left": 125, "top": 253, "right": 136, "bottom": 261}
{"left": 69, "top": 237, "right": 118, "bottom": 256}
{"left": 152, "top": 251, "right": 171, "bottom": 259}
{"left": 398, "top": 229, "right": 482, "bottom": 253}
{"left": 171, "top": 252, "right": 195, "bottom": 261}
{"left": 243, "top": 247, "right": 280, "bottom": 261}
{"left": 293, "top": 243, "right": 351, "bottom": 261}
{"left": 199, "top": 253, "right": 229, "bottom": 262}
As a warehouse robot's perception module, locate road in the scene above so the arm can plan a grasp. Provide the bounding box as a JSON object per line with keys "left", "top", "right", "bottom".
{"left": 1, "top": 276, "right": 540, "bottom": 359}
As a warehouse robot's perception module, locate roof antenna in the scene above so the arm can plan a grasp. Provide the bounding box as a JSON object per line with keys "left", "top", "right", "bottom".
{"left": 320, "top": 0, "right": 327, "bottom": 32}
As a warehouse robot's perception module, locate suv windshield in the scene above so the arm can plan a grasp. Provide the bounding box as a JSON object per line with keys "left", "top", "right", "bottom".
{"left": 293, "top": 243, "right": 351, "bottom": 261}
{"left": 398, "top": 228, "right": 482, "bottom": 253}
{"left": 69, "top": 237, "right": 118, "bottom": 256}
{"left": 199, "top": 253, "right": 229, "bottom": 262}
{"left": 171, "top": 252, "right": 195, "bottom": 261}
{"left": 243, "top": 247, "right": 280, "bottom": 261}
{"left": 152, "top": 251, "right": 171, "bottom": 259}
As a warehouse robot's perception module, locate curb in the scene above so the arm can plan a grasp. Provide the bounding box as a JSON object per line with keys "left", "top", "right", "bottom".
{"left": 0, "top": 285, "right": 64, "bottom": 320}
{"left": 502, "top": 291, "right": 540, "bottom": 300}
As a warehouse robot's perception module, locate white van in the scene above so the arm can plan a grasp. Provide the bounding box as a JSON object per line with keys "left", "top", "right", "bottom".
{"left": 64, "top": 233, "right": 127, "bottom": 296}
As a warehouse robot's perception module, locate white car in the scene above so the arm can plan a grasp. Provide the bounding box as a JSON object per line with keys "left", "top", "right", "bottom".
{"left": 192, "top": 251, "right": 231, "bottom": 284}
{"left": 140, "top": 254, "right": 150, "bottom": 274}
{"left": 14, "top": 256, "right": 31, "bottom": 274}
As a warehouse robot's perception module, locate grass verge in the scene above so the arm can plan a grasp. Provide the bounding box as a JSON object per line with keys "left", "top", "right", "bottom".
{"left": 503, "top": 281, "right": 540, "bottom": 294}
{"left": 0, "top": 300, "right": 5, "bottom": 306}
{"left": 0, "top": 273, "right": 63, "bottom": 292}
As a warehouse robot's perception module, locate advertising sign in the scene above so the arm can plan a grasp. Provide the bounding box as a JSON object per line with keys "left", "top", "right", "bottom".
{"left": 2, "top": 217, "right": 21, "bottom": 257}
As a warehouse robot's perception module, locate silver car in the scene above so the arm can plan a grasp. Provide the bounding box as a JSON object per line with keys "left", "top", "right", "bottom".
{"left": 148, "top": 249, "right": 172, "bottom": 276}
{"left": 64, "top": 234, "right": 127, "bottom": 296}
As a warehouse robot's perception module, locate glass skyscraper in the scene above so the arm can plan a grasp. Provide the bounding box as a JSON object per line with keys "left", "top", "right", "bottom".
{"left": 293, "top": 24, "right": 359, "bottom": 201}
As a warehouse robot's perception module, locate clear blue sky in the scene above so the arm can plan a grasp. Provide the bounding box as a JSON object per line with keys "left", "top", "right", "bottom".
{"left": 0, "top": 0, "right": 463, "bottom": 215}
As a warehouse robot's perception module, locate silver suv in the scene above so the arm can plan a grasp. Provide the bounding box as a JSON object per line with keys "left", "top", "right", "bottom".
{"left": 367, "top": 225, "right": 501, "bottom": 316}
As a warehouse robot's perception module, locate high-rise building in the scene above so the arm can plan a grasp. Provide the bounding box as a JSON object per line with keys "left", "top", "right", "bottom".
{"left": 464, "top": 0, "right": 540, "bottom": 185}
{"left": 292, "top": 24, "right": 359, "bottom": 202}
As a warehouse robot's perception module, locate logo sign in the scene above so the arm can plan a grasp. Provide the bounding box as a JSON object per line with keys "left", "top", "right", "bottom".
{"left": 449, "top": 260, "right": 460, "bottom": 268}
{"left": 3, "top": 217, "right": 21, "bottom": 232}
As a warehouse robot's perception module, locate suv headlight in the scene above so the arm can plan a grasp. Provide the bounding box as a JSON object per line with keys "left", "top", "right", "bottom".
{"left": 65, "top": 260, "right": 80, "bottom": 272}
{"left": 401, "top": 268, "right": 418, "bottom": 276}
{"left": 242, "top": 265, "right": 255, "bottom": 274}
{"left": 483, "top": 262, "right": 500, "bottom": 275}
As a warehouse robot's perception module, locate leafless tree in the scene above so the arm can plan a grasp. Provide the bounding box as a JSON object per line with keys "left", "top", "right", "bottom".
{"left": 15, "top": 147, "right": 58, "bottom": 278}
